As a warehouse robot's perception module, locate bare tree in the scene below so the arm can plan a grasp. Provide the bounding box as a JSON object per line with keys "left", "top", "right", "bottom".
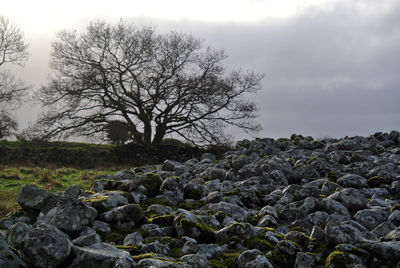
{"left": 37, "top": 20, "right": 263, "bottom": 145}
{"left": 0, "top": 15, "right": 29, "bottom": 137}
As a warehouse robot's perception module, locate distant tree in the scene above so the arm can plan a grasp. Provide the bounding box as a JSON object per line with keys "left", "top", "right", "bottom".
{"left": 37, "top": 20, "right": 263, "bottom": 145}
{"left": 0, "top": 15, "right": 29, "bottom": 138}
{"left": 105, "top": 120, "right": 130, "bottom": 145}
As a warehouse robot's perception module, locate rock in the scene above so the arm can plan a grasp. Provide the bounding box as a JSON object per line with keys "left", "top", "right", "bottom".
{"left": 141, "top": 241, "right": 170, "bottom": 255}
{"left": 197, "top": 243, "right": 223, "bottom": 259}
{"left": 70, "top": 242, "right": 134, "bottom": 267}
{"left": 237, "top": 249, "right": 273, "bottom": 268}
{"left": 327, "top": 188, "right": 367, "bottom": 213}
{"left": 100, "top": 204, "right": 143, "bottom": 226}
{"left": 372, "top": 221, "right": 396, "bottom": 237}
{"left": 17, "top": 184, "right": 57, "bottom": 212}
{"left": 0, "top": 236, "right": 26, "bottom": 267}
{"left": 388, "top": 210, "right": 400, "bottom": 226}
{"left": 336, "top": 174, "right": 368, "bottom": 188}
{"left": 72, "top": 233, "right": 101, "bottom": 247}
{"left": 325, "top": 221, "right": 364, "bottom": 245}
{"left": 37, "top": 197, "right": 97, "bottom": 233}
{"left": 294, "top": 252, "right": 315, "bottom": 268}
{"left": 174, "top": 209, "right": 215, "bottom": 243}
{"left": 183, "top": 183, "right": 206, "bottom": 200}
{"left": 215, "top": 222, "right": 258, "bottom": 243}
{"left": 137, "top": 258, "right": 190, "bottom": 268}
{"left": 63, "top": 185, "right": 82, "bottom": 199}
{"left": 363, "top": 241, "right": 400, "bottom": 263}
{"left": 7, "top": 222, "right": 71, "bottom": 268}
{"left": 92, "top": 220, "right": 111, "bottom": 234}
{"left": 123, "top": 232, "right": 143, "bottom": 246}
{"left": 353, "top": 208, "right": 390, "bottom": 229}
{"left": 180, "top": 254, "right": 209, "bottom": 268}
{"left": 129, "top": 173, "right": 163, "bottom": 197}
{"left": 206, "top": 201, "right": 249, "bottom": 222}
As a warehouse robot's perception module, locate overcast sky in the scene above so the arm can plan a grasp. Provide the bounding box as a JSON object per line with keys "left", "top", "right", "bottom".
{"left": 2, "top": 0, "right": 399, "bottom": 140}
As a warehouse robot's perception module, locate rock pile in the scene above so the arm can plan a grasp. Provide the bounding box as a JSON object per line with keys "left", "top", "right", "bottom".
{"left": 1, "top": 131, "right": 400, "bottom": 267}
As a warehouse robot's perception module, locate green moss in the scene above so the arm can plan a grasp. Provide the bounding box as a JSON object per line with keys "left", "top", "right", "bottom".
{"left": 391, "top": 204, "right": 400, "bottom": 213}
{"left": 248, "top": 214, "right": 259, "bottom": 225}
{"left": 103, "top": 232, "right": 125, "bottom": 244}
{"left": 131, "top": 252, "right": 155, "bottom": 262}
{"left": 178, "top": 200, "right": 203, "bottom": 211}
{"left": 367, "top": 176, "right": 390, "bottom": 187}
{"left": 150, "top": 214, "right": 175, "bottom": 226}
{"left": 245, "top": 238, "right": 274, "bottom": 251}
{"left": 325, "top": 251, "right": 348, "bottom": 267}
{"left": 82, "top": 195, "right": 108, "bottom": 204}
{"left": 263, "top": 227, "right": 275, "bottom": 232}
{"left": 114, "top": 245, "right": 141, "bottom": 255}
{"left": 209, "top": 258, "right": 226, "bottom": 268}
{"left": 169, "top": 247, "right": 184, "bottom": 258}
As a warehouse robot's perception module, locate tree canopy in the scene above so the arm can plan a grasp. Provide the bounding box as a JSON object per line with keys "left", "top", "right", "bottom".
{"left": 0, "top": 15, "right": 29, "bottom": 138}
{"left": 37, "top": 20, "right": 263, "bottom": 145}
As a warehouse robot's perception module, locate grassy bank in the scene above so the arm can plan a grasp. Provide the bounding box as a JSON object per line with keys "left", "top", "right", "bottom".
{"left": 0, "top": 165, "right": 123, "bottom": 217}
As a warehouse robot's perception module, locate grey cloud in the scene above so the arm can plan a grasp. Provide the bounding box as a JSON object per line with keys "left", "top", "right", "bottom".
{"left": 13, "top": 1, "right": 400, "bottom": 140}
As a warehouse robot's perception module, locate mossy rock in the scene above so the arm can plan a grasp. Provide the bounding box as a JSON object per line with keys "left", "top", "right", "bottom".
{"left": 114, "top": 245, "right": 141, "bottom": 255}
{"left": 150, "top": 215, "right": 175, "bottom": 226}
{"left": 131, "top": 252, "right": 155, "bottom": 262}
{"left": 174, "top": 213, "right": 215, "bottom": 243}
{"left": 247, "top": 214, "right": 259, "bottom": 225}
{"left": 391, "top": 204, "right": 400, "bottom": 213}
{"left": 81, "top": 195, "right": 109, "bottom": 212}
{"left": 130, "top": 173, "right": 163, "bottom": 197}
{"left": 103, "top": 232, "right": 125, "bottom": 244}
{"left": 245, "top": 238, "right": 274, "bottom": 251}
{"left": 209, "top": 258, "right": 226, "bottom": 268}
{"left": 325, "top": 251, "right": 351, "bottom": 267}
{"left": 367, "top": 176, "right": 391, "bottom": 187}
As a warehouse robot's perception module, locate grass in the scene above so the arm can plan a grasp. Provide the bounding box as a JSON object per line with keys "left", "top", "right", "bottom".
{"left": 0, "top": 164, "right": 124, "bottom": 217}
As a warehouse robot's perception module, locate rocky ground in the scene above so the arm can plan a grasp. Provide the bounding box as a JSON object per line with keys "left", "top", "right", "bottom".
{"left": 1, "top": 131, "right": 400, "bottom": 267}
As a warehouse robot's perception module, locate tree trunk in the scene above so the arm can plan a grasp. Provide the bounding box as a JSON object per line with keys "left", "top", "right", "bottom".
{"left": 143, "top": 121, "right": 152, "bottom": 145}
{"left": 152, "top": 125, "right": 166, "bottom": 144}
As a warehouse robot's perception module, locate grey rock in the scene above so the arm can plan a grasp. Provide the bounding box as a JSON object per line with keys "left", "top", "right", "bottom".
{"left": 353, "top": 208, "right": 390, "bottom": 229}
{"left": 63, "top": 185, "right": 82, "bottom": 199}
{"left": 100, "top": 204, "right": 143, "bottom": 225}
{"left": 206, "top": 201, "right": 249, "bottom": 222}
{"left": 327, "top": 188, "right": 367, "bottom": 212}
{"left": 7, "top": 222, "right": 71, "bottom": 268}
{"left": 337, "top": 174, "right": 368, "bottom": 188}
{"left": 183, "top": 183, "right": 206, "bottom": 200}
{"left": 123, "top": 232, "right": 143, "bottom": 246}
{"left": 182, "top": 239, "right": 198, "bottom": 254}
{"left": 325, "top": 222, "right": 364, "bottom": 245}
{"left": 237, "top": 249, "right": 273, "bottom": 268}
{"left": 307, "top": 211, "right": 329, "bottom": 226}
{"left": 69, "top": 242, "right": 134, "bottom": 268}
{"left": 197, "top": 243, "right": 223, "bottom": 259}
{"left": 321, "top": 181, "right": 339, "bottom": 196}
{"left": 388, "top": 210, "right": 400, "bottom": 226}
{"left": 137, "top": 258, "right": 190, "bottom": 268}
{"left": 72, "top": 233, "right": 101, "bottom": 247}
{"left": 364, "top": 241, "right": 400, "bottom": 263}
{"left": 92, "top": 220, "right": 111, "bottom": 234}
{"left": 215, "top": 222, "right": 258, "bottom": 242}
{"left": 372, "top": 221, "right": 396, "bottom": 238}
{"left": 37, "top": 197, "right": 97, "bottom": 233}
{"left": 17, "top": 184, "right": 57, "bottom": 212}
{"left": 310, "top": 225, "right": 325, "bottom": 241}
{"left": 180, "top": 254, "right": 208, "bottom": 268}
{"left": 294, "top": 252, "right": 315, "bottom": 268}
{"left": 129, "top": 173, "right": 163, "bottom": 197}
{"left": 141, "top": 241, "right": 170, "bottom": 255}
{"left": 0, "top": 236, "right": 26, "bottom": 267}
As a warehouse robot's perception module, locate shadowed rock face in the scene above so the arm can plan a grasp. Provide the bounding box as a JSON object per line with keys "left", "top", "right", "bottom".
{"left": 1, "top": 130, "right": 400, "bottom": 267}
